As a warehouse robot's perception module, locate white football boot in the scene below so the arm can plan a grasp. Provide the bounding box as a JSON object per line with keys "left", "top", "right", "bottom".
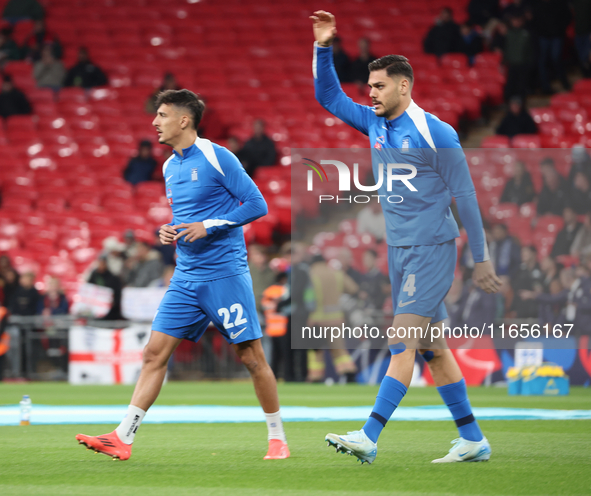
{"left": 325, "top": 429, "right": 377, "bottom": 464}
{"left": 431, "top": 437, "right": 491, "bottom": 463}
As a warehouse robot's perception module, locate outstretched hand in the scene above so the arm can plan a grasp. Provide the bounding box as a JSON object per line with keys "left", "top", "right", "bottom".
{"left": 473, "top": 260, "right": 502, "bottom": 294}
{"left": 310, "top": 10, "right": 337, "bottom": 47}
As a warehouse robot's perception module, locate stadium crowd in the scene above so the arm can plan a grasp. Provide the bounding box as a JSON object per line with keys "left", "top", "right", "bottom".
{"left": 1, "top": 0, "right": 591, "bottom": 382}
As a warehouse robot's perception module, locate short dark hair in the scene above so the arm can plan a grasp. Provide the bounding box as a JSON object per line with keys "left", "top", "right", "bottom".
{"left": 155, "top": 89, "right": 205, "bottom": 130}
{"left": 368, "top": 55, "right": 414, "bottom": 84}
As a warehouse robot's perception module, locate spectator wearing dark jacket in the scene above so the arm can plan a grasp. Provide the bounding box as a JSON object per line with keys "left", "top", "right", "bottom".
{"left": 447, "top": 278, "right": 497, "bottom": 330}
{"left": 500, "top": 160, "right": 535, "bottom": 205}
{"left": 350, "top": 38, "right": 377, "bottom": 84}
{"left": 88, "top": 255, "right": 123, "bottom": 320}
{"left": 0, "top": 27, "right": 20, "bottom": 62}
{"left": 123, "top": 140, "right": 158, "bottom": 186}
{"left": 551, "top": 207, "right": 581, "bottom": 258}
{"left": 511, "top": 245, "right": 543, "bottom": 318}
{"left": 460, "top": 23, "right": 484, "bottom": 65}
{"left": 239, "top": 119, "right": 277, "bottom": 177}
{"left": 40, "top": 277, "right": 69, "bottom": 315}
{"left": 332, "top": 36, "right": 351, "bottom": 83}
{"left": 21, "top": 19, "right": 62, "bottom": 61}
{"left": 8, "top": 272, "right": 40, "bottom": 316}
{"left": 537, "top": 159, "right": 569, "bottom": 216}
{"left": 146, "top": 72, "right": 180, "bottom": 113}
{"left": 0, "top": 75, "right": 32, "bottom": 119}
{"left": 571, "top": 172, "right": 591, "bottom": 215}
{"left": 2, "top": 0, "right": 44, "bottom": 22}
{"left": 467, "top": 0, "right": 500, "bottom": 26}
{"left": 532, "top": 0, "right": 571, "bottom": 93}
{"left": 64, "top": 47, "right": 107, "bottom": 89}
{"left": 496, "top": 97, "right": 537, "bottom": 138}
{"left": 489, "top": 223, "right": 521, "bottom": 276}
{"left": 503, "top": 14, "right": 533, "bottom": 101}
{"left": 424, "top": 7, "right": 463, "bottom": 57}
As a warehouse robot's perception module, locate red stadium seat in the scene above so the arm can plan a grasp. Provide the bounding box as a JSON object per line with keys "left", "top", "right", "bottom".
{"left": 481, "top": 135, "right": 510, "bottom": 148}
{"left": 512, "top": 134, "right": 541, "bottom": 149}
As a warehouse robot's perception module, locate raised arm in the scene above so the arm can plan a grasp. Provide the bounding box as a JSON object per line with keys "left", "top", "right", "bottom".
{"left": 310, "top": 10, "right": 374, "bottom": 135}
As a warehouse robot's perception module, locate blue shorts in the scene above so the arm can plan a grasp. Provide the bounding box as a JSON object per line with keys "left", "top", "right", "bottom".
{"left": 152, "top": 271, "right": 263, "bottom": 344}
{"left": 388, "top": 240, "right": 456, "bottom": 323}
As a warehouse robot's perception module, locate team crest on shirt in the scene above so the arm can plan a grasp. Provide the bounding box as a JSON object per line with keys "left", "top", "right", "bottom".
{"left": 402, "top": 138, "right": 410, "bottom": 152}
{"left": 191, "top": 168, "right": 198, "bottom": 181}
{"left": 374, "top": 135, "right": 385, "bottom": 149}
{"left": 167, "top": 188, "right": 173, "bottom": 205}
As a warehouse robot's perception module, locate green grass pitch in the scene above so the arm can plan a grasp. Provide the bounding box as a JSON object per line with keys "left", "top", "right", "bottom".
{"left": 1, "top": 383, "right": 590, "bottom": 495}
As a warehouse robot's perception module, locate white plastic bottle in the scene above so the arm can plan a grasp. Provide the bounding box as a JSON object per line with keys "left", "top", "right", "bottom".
{"left": 19, "top": 395, "right": 31, "bottom": 426}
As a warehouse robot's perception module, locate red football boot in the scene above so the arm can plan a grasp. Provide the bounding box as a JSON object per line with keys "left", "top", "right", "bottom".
{"left": 75, "top": 431, "right": 132, "bottom": 460}
{"left": 264, "top": 439, "right": 290, "bottom": 459}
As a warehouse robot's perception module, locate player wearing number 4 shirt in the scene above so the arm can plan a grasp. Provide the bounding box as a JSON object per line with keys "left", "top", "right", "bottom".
{"left": 311, "top": 11, "right": 501, "bottom": 464}
{"left": 75, "top": 89, "right": 289, "bottom": 461}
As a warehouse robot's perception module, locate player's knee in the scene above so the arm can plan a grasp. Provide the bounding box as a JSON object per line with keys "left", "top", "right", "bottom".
{"left": 239, "top": 351, "right": 260, "bottom": 373}
{"left": 142, "top": 345, "right": 166, "bottom": 368}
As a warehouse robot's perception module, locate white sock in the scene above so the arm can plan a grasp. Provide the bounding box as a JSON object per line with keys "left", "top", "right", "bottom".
{"left": 265, "top": 410, "right": 286, "bottom": 442}
{"left": 115, "top": 405, "right": 146, "bottom": 445}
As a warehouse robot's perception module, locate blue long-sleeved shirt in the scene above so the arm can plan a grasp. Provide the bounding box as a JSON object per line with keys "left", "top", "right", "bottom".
{"left": 163, "top": 138, "right": 268, "bottom": 281}
{"left": 313, "top": 43, "right": 488, "bottom": 262}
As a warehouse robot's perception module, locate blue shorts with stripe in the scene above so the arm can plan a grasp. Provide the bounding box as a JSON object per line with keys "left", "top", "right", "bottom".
{"left": 152, "top": 271, "right": 263, "bottom": 344}
{"left": 388, "top": 240, "right": 457, "bottom": 323}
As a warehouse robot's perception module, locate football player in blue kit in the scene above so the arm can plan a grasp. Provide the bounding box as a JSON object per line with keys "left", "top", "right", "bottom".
{"left": 310, "top": 11, "right": 501, "bottom": 464}
{"left": 76, "top": 89, "right": 289, "bottom": 461}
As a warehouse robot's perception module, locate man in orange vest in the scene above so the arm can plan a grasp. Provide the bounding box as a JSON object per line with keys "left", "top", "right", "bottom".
{"left": 262, "top": 273, "right": 289, "bottom": 379}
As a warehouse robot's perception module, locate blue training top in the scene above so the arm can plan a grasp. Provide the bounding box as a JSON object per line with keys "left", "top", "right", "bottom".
{"left": 163, "top": 138, "right": 268, "bottom": 281}
{"left": 313, "top": 43, "right": 488, "bottom": 263}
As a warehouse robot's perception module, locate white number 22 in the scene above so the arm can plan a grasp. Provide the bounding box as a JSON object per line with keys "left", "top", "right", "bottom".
{"left": 217, "top": 304, "right": 248, "bottom": 329}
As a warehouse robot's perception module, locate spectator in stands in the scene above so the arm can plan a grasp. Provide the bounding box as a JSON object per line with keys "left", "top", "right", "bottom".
{"left": 63, "top": 47, "right": 108, "bottom": 89}
{"left": 500, "top": 160, "right": 535, "bottom": 205}
{"left": 248, "top": 244, "right": 275, "bottom": 324}
{"left": 447, "top": 276, "right": 497, "bottom": 330}
{"left": 337, "top": 248, "right": 363, "bottom": 286}
{"left": 423, "top": 7, "right": 463, "bottom": 58}
{"left": 356, "top": 202, "right": 386, "bottom": 242}
{"left": 359, "top": 249, "right": 390, "bottom": 311}
{"left": 467, "top": 0, "right": 500, "bottom": 27}
{"left": 350, "top": 37, "right": 376, "bottom": 85}
{"left": 0, "top": 27, "right": 20, "bottom": 63}
{"left": 496, "top": 97, "right": 537, "bottom": 138}
{"left": 511, "top": 245, "right": 543, "bottom": 318}
{"left": 88, "top": 254, "right": 123, "bottom": 320}
{"left": 502, "top": 13, "right": 533, "bottom": 101}
{"left": 239, "top": 119, "right": 277, "bottom": 177}
{"left": 459, "top": 23, "right": 484, "bottom": 65}
{"left": 331, "top": 36, "right": 351, "bottom": 82}
{"left": 122, "top": 241, "right": 164, "bottom": 287}
{"left": 489, "top": 20, "right": 507, "bottom": 54}
{"left": 539, "top": 255, "right": 560, "bottom": 292}
{"left": 33, "top": 44, "right": 65, "bottom": 90}
{"left": 2, "top": 0, "right": 44, "bottom": 22}
{"left": 198, "top": 97, "right": 227, "bottom": 140}
{"left": 40, "top": 277, "right": 69, "bottom": 316}
{"left": 571, "top": 172, "right": 591, "bottom": 215}
{"left": 123, "top": 140, "right": 158, "bottom": 186}
{"left": 8, "top": 272, "right": 40, "bottom": 316}
{"left": 573, "top": 0, "right": 591, "bottom": 77}
{"left": 289, "top": 242, "right": 311, "bottom": 382}
{"left": 22, "top": 19, "right": 62, "bottom": 61}
{"left": 307, "top": 253, "right": 358, "bottom": 382}
{"left": 571, "top": 212, "right": 591, "bottom": 258}
{"left": 489, "top": 223, "right": 521, "bottom": 276}
{"left": 145, "top": 72, "right": 179, "bottom": 113}
{"left": 122, "top": 230, "right": 137, "bottom": 260}
{"left": 1, "top": 267, "right": 18, "bottom": 307}
{"left": 551, "top": 207, "right": 582, "bottom": 257}
{"left": 532, "top": 0, "right": 571, "bottom": 94}
{"left": 101, "top": 236, "right": 126, "bottom": 276}
{"left": 537, "top": 158, "right": 569, "bottom": 216}
{"left": 0, "top": 75, "right": 32, "bottom": 119}
{"left": 569, "top": 145, "right": 591, "bottom": 185}
{"left": 148, "top": 265, "right": 175, "bottom": 288}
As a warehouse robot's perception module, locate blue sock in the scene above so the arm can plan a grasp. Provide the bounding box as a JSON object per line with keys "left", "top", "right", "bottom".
{"left": 362, "top": 376, "right": 407, "bottom": 443}
{"left": 437, "top": 378, "right": 483, "bottom": 442}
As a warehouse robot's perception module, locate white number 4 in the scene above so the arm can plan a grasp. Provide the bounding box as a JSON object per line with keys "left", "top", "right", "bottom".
{"left": 403, "top": 274, "right": 416, "bottom": 297}
{"left": 217, "top": 304, "right": 248, "bottom": 329}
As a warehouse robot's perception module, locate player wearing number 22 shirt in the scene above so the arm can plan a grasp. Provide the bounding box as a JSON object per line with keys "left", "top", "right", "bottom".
{"left": 75, "top": 89, "right": 289, "bottom": 462}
